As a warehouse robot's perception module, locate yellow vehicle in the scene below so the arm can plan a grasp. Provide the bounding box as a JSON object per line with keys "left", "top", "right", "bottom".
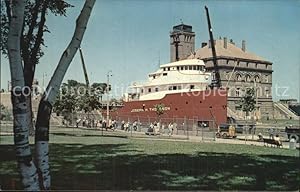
{"left": 216, "top": 124, "right": 237, "bottom": 139}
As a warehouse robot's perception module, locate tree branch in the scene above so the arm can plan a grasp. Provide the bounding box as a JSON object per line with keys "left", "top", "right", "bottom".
{"left": 23, "top": 0, "right": 43, "bottom": 86}
{"left": 4, "top": 0, "right": 11, "bottom": 24}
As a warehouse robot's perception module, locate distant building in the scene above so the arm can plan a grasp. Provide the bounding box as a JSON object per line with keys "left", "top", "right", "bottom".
{"left": 170, "top": 24, "right": 195, "bottom": 62}
{"left": 170, "top": 24, "right": 273, "bottom": 120}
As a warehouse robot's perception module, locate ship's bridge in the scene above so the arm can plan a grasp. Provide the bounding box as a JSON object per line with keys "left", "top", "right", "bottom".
{"left": 126, "top": 59, "right": 212, "bottom": 101}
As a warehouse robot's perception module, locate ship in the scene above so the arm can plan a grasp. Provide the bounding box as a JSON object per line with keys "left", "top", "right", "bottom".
{"left": 110, "top": 58, "right": 228, "bottom": 126}
{"left": 109, "top": 7, "right": 228, "bottom": 127}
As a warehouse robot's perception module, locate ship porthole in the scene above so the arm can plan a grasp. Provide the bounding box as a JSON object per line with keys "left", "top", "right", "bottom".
{"left": 186, "top": 101, "right": 188, "bottom": 104}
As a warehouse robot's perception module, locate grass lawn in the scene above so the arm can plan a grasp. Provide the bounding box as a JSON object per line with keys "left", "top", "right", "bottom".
{"left": 0, "top": 128, "right": 299, "bottom": 190}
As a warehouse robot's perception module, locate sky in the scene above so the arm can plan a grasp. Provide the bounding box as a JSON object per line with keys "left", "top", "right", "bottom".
{"left": 1, "top": 0, "right": 300, "bottom": 101}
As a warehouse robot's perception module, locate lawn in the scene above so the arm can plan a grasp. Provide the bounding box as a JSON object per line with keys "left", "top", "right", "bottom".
{"left": 0, "top": 128, "right": 299, "bottom": 190}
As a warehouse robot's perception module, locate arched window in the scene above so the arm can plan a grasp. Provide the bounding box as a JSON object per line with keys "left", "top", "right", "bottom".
{"left": 254, "top": 75, "right": 260, "bottom": 83}
{"left": 245, "top": 74, "right": 251, "bottom": 82}
{"left": 236, "top": 73, "right": 242, "bottom": 81}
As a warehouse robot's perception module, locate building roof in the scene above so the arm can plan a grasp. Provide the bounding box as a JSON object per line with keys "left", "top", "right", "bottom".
{"left": 188, "top": 39, "right": 270, "bottom": 62}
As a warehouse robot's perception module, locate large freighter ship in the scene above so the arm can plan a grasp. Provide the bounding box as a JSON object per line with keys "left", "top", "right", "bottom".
{"left": 110, "top": 7, "right": 228, "bottom": 126}
{"left": 111, "top": 58, "right": 227, "bottom": 126}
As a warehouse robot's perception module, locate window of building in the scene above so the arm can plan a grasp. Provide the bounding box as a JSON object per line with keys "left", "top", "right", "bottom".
{"left": 255, "top": 63, "right": 258, "bottom": 68}
{"left": 177, "top": 66, "right": 179, "bottom": 70}
{"left": 193, "top": 66, "right": 197, "bottom": 70}
{"left": 163, "top": 73, "right": 167, "bottom": 76}
{"left": 254, "top": 75, "right": 260, "bottom": 83}
{"left": 196, "top": 66, "right": 200, "bottom": 70}
{"left": 173, "top": 86, "right": 177, "bottom": 90}
{"left": 163, "top": 68, "right": 166, "bottom": 71}
{"left": 168, "top": 67, "right": 170, "bottom": 71}
{"left": 236, "top": 88, "right": 240, "bottom": 97}
{"left": 245, "top": 75, "right": 251, "bottom": 82}
{"left": 141, "top": 89, "right": 143, "bottom": 93}
{"left": 153, "top": 75, "right": 156, "bottom": 79}
{"left": 190, "top": 85, "right": 195, "bottom": 89}
{"left": 236, "top": 74, "right": 242, "bottom": 81}
{"left": 168, "top": 86, "right": 172, "bottom": 90}
{"left": 148, "top": 88, "right": 151, "bottom": 93}
{"left": 265, "top": 75, "right": 269, "bottom": 83}
{"left": 189, "top": 66, "right": 192, "bottom": 70}
{"left": 178, "top": 86, "right": 182, "bottom": 90}
{"left": 265, "top": 64, "right": 268, "bottom": 69}
{"left": 265, "top": 89, "right": 269, "bottom": 97}
{"left": 181, "top": 66, "right": 184, "bottom": 70}
{"left": 155, "top": 87, "right": 159, "bottom": 92}
{"left": 184, "top": 66, "right": 188, "bottom": 70}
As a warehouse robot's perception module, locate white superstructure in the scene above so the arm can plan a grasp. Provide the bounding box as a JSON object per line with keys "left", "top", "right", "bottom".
{"left": 124, "top": 59, "right": 212, "bottom": 101}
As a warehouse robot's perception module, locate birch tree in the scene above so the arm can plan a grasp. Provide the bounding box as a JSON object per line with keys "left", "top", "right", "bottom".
{"left": 1, "top": 0, "right": 73, "bottom": 135}
{"left": 34, "top": 0, "right": 96, "bottom": 189}
{"left": 7, "top": 0, "right": 40, "bottom": 190}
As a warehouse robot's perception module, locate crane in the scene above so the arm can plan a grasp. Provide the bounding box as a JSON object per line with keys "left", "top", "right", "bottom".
{"left": 79, "top": 47, "right": 90, "bottom": 87}
{"left": 205, "top": 6, "right": 221, "bottom": 88}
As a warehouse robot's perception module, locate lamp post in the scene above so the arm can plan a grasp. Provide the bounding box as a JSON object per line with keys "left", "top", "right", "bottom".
{"left": 106, "top": 70, "right": 112, "bottom": 130}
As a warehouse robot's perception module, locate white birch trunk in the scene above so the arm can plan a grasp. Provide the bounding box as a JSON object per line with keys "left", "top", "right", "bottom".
{"left": 34, "top": 0, "right": 96, "bottom": 189}
{"left": 7, "top": 0, "right": 40, "bottom": 190}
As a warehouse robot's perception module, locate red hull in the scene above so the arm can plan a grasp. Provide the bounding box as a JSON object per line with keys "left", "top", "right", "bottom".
{"left": 111, "top": 89, "right": 227, "bottom": 126}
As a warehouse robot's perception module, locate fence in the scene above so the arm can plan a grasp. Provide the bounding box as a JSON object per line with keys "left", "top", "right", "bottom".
{"left": 114, "top": 115, "right": 217, "bottom": 141}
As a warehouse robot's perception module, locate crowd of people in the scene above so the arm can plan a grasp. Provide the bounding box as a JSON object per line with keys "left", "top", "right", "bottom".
{"left": 75, "top": 117, "right": 117, "bottom": 130}
{"left": 75, "top": 117, "right": 177, "bottom": 136}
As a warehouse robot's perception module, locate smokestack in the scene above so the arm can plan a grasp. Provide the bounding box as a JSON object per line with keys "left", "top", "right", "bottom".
{"left": 242, "top": 40, "right": 246, "bottom": 52}
{"left": 201, "top": 42, "right": 208, "bottom": 48}
{"left": 223, "top": 37, "right": 227, "bottom": 49}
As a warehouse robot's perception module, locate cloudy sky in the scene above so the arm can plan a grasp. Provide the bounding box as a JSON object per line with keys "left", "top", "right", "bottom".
{"left": 1, "top": 0, "right": 299, "bottom": 101}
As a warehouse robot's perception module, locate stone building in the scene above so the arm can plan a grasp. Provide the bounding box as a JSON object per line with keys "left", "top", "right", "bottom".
{"left": 170, "top": 24, "right": 273, "bottom": 120}
{"left": 170, "top": 24, "right": 195, "bottom": 62}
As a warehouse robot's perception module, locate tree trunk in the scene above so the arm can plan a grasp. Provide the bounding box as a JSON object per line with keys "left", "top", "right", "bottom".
{"left": 34, "top": 0, "right": 96, "bottom": 189}
{"left": 7, "top": 0, "right": 40, "bottom": 190}
{"left": 27, "top": 95, "right": 34, "bottom": 136}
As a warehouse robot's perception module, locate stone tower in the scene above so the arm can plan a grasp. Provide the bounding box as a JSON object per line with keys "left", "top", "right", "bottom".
{"left": 170, "top": 24, "right": 195, "bottom": 62}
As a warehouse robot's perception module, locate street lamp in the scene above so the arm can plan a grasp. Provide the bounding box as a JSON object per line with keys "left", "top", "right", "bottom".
{"left": 106, "top": 70, "right": 112, "bottom": 130}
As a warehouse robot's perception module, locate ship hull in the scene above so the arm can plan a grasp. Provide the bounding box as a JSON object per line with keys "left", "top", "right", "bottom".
{"left": 111, "top": 89, "right": 227, "bottom": 126}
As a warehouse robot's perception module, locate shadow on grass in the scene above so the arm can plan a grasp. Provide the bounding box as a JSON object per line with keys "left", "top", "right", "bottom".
{"left": 0, "top": 143, "right": 299, "bottom": 191}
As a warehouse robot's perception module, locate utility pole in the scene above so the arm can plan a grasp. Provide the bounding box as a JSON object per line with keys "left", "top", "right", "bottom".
{"left": 42, "top": 72, "right": 47, "bottom": 88}
{"left": 106, "top": 70, "right": 112, "bottom": 129}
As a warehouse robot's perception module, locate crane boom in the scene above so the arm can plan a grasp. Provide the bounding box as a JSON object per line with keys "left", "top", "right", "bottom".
{"left": 79, "top": 47, "right": 90, "bottom": 87}
{"left": 205, "top": 6, "right": 221, "bottom": 88}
